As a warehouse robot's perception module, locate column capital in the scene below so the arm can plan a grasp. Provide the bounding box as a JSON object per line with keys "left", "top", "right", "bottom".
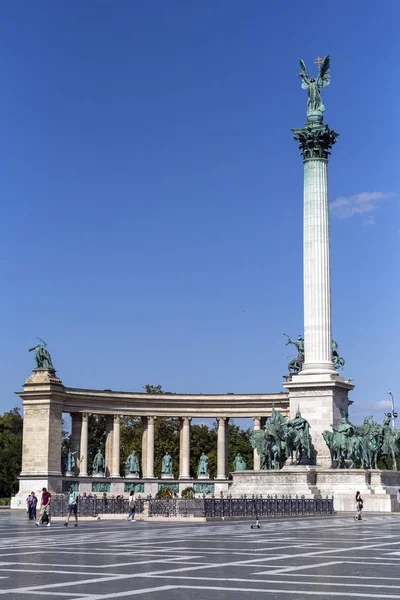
{"left": 216, "top": 416, "right": 227, "bottom": 423}
{"left": 114, "top": 414, "right": 121, "bottom": 423}
{"left": 81, "top": 412, "right": 89, "bottom": 420}
{"left": 292, "top": 123, "right": 338, "bottom": 160}
{"left": 181, "top": 416, "right": 192, "bottom": 425}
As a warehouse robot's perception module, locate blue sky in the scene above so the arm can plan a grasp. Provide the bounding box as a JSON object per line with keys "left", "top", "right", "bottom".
{"left": 0, "top": 1, "right": 398, "bottom": 425}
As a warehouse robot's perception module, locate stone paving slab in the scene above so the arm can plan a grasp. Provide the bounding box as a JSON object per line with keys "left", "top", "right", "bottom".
{"left": 1, "top": 511, "right": 400, "bottom": 599}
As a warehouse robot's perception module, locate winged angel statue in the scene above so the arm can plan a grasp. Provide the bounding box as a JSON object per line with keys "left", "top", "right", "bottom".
{"left": 299, "top": 55, "right": 330, "bottom": 120}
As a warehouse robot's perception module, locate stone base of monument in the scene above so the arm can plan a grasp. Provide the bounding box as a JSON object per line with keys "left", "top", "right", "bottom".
{"left": 92, "top": 472, "right": 105, "bottom": 478}
{"left": 161, "top": 474, "right": 174, "bottom": 479}
{"left": 11, "top": 475, "right": 64, "bottom": 509}
{"left": 197, "top": 474, "right": 209, "bottom": 479}
{"left": 229, "top": 468, "right": 400, "bottom": 512}
{"left": 229, "top": 468, "right": 320, "bottom": 498}
{"left": 125, "top": 474, "right": 139, "bottom": 479}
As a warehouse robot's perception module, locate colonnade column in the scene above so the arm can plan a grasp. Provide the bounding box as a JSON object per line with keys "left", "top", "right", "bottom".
{"left": 253, "top": 417, "right": 261, "bottom": 470}
{"left": 216, "top": 417, "right": 228, "bottom": 479}
{"left": 145, "top": 416, "right": 155, "bottom": 479}
{"left": 179, "top": 417, "right": 191, "bottom": 479}
{"left": 79, "top": 413, "right": 88, "bottom": 477}
{"left": 141, "top": 417, "right": 148, "bottom": 478}
{"left": 111, "top": 415, "right": 120, "bottom": 477}
{"left": 105, "top": 415, "right": 114, "bottom": 477}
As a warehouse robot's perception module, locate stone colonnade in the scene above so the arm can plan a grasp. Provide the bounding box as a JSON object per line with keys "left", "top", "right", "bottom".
{"left": 68, "top": 412, "right": 267, "bottom": 479}
{"left": 15, "top": 370, "right": 289, "bottom": 503}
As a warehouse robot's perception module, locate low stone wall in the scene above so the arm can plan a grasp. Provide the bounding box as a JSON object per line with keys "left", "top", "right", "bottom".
{"left": 230, "top": 468, "right": 400, "bottom": 513}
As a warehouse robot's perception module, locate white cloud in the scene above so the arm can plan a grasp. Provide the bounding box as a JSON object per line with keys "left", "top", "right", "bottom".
{"left": 363, "top": 215, "right": 375, "bottom": 226}
{"left": 370, "top": 400, "right": 392, "bottom": 410}
{"left": 330, "top": 191, "right": 396, "bottom": 219}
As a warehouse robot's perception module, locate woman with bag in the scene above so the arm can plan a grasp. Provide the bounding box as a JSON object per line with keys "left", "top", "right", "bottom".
{"left": 127, "top": 491, "right": 136, "bottom": 522}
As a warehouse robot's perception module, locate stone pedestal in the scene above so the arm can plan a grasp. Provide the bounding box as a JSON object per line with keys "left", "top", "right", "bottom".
{"left": 197, "top": 474, "right": 209, "bottom": 479}
{"left": 125, "top": 473, "right": 140, "bottom": 479}
{"left": 161, "top": 474, "right": 174, "bottom": 479}
{"left": 284, "top": 374, "right": 354, "bottom": 468}
{"left": 229, "top": 468, "right": 400, "bottom": 512}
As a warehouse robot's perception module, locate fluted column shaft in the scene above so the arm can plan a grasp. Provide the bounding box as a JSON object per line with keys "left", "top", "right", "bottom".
{"left": 302, "top": 158, "right": 335, "bottom": 374}
{"left": 111, "top": 415, "right": 120, "bottom": 477}
{"left": 145, "top": 416, "right": 155, "bottom": 478}
{"left": 216, "top": 417, "right": 227, "bottom": 479}
{"left": 141, "top": 416, "right": 148, "bottom": 478}
{"left": 253, "top": 417, "right": 261, "bottom": 470}
{"left": 179, "top": 417, "right": 191, "bottom": 479}
{"left": 105, "top": 415, "right": 114, "bottom": 477}
{"left": 79, "top": 413, "right": 88, "bottom": 477}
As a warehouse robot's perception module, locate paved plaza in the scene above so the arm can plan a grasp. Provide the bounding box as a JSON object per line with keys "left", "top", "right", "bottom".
{"left": 1, "top": 512, "right": 400, "bottom": 599}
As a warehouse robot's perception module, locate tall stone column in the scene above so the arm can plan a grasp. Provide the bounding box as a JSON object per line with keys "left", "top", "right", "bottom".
{"left": 286, "top": 112, "right": 354, "bottom": 466}
{"left": 179, "top": 417, "right": 191, "bottom": 479}
{"left": 105, "top": 415, "right": 114, "bottom": 477}
{"left": 141, "top": 416, "right": 148, "bottom": 478}
{"left": 253, "top": 417, "right": 261, "bottom": 470}
{"left": 145, "top": 416, "right": 155, "bottom": 479}
{"left": 111, "top": 415, "right": 121, "bottom": 477}
{"left": 216, "top": 417, "right": 227, "bottom": 480}
{"left": 292, "top": 122, "right": 338, "bottom": 376}
{"left": 79, "top": 413, "right": 88, "bottom": 477}
{"left": 70, "top": 413, "right": 82, "bottom": 475}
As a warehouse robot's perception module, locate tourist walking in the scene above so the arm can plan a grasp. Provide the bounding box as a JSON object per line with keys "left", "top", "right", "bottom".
{"left": 64, "top": 486, "right": 79, "bottom": 527}
{"left": 36, "top": 487, "right": 51, "bottom": 526}
{"left": 26, "top": 492, "right": 37, "bottom": 520}
{"left": 354, "top": 491, "right": 363, "bottom": 521}
{"left": 127, "top": 491, "right": 136, "bottom": 521}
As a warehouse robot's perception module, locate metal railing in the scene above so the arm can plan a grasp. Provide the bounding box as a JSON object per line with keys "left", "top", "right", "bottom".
{"left": 49, "top": 495, "right": 145, "bottom": 517}
{"left": 147, "top": 494, "right": 334, "bottom": 518}
{"left": 49, "top": 494, "right": 334, "bottom": 519}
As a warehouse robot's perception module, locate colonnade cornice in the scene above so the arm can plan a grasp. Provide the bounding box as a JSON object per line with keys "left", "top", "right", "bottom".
{"left": 62, "top": 407, "right": 290, "bottom": 418}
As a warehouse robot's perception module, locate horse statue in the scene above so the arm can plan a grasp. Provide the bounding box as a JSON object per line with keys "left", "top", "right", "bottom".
{"left": 381, "top": 414, "right": 400, "bottom": 470}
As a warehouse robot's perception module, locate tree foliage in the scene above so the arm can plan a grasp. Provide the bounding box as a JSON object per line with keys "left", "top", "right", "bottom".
{"left": 0, "top": 408, "right": 23, "bottom": 497}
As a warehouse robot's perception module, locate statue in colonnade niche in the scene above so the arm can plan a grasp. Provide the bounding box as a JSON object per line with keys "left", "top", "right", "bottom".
{"left": 125, "top": 450, "right": 140, "bottom": 477}
{"left": 28, "top": 338, "right": 55, "bottom": 370}
{"left": 92, "top": 449, "right": 105, "bottom": 476}
{"left": 233, "top": 453, "right": 246, "bottom": 471}
{"left": 63, "top": 450, "right": 77, "bottom": 475}
{"left": 197, "top": 453, "right": 209, "bottom": 478}
{"left": 161, "top": 452, "right": 173, "bottom": 477}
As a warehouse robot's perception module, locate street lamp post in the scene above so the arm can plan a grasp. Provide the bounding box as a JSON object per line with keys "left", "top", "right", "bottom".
{"left": 388, "top": 391, "right": 397, "bottom": 428}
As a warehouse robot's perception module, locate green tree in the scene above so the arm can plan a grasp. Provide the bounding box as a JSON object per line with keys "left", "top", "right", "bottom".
{"left": 87, "top": 414, "right": 107, "bottom": 474}
{"left": 227, "top": 421, "right": 253, "bottom": 476}
{"left": 120, "top": 416, "right": 143, "bottom": 472}
{"left": 0, "top": 408, "right": 23, "bottom": 497}
{"left": 190, "top": 424, "right": 217, "bottom": 478}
